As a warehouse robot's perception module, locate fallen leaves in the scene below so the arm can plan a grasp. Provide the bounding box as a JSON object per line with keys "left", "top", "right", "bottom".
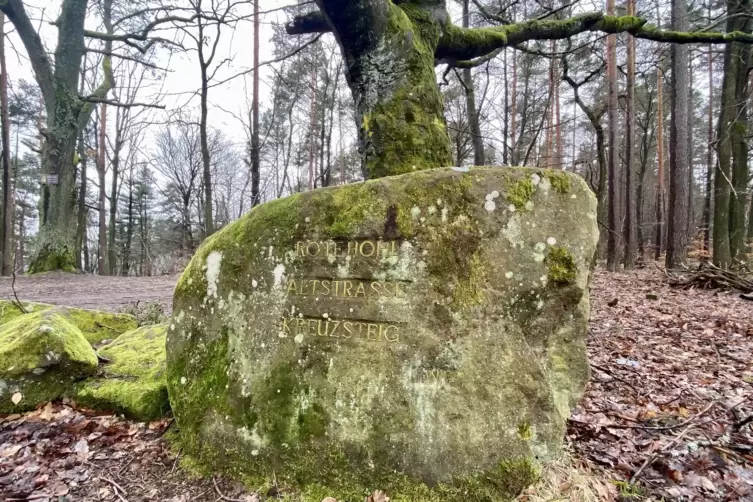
{"left": 571, "top": 268, "right": 753, "bottom": 500}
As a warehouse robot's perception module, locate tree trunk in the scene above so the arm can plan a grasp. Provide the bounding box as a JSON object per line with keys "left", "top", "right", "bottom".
{"left": 200, "top": 65, "right": 213, "bottom": 237}
{"left": 108, "top": 149, "right": 118, "bottom": 274}
{"left": 308, "top": 67, "right": 317, "bottom": 190}
{"left": 122, "top": 176, "right": 133, "bottom": 276}
{"left": 251, "top": 0, "right": 260, "bottom": 207}
{"left": 686, "top": 53, "right": 695, "bottom": 243}
{"left": 75, "top": 132, "right": 87, "bottom": 270}
{"left": 703, "top": 44, "right": 713, "bottom": 253}
{"left": 729, "top": 46, "right": 751, "bottom": 260}
{"left": 606, "top": 0, "right": 619, "bottom": 270}
{"left": 714, "top": 0, "right": 751, "bottom": 267}
{"left": 462, "top": 0, "right": 483, "bottom": 166}
{"left": 311, "top": 2, "right": 452, "bottom": 178}
{"left": 0, "top": 12, "right": 12, "bottom": 276}
{"left": 666, "top": 0, "right": 690, "bottom": 269}
{"left": 623, "top": 0, "right": 636, "bottom": 269}
{"left": 97, "top": 103, "right": 109, "bottom": 275}
{"left": 655, "top": 62, "right": 665, "bottom": 260}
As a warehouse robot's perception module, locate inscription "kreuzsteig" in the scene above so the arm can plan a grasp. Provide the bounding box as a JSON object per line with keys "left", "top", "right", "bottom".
{"left": 281, "top": 317, "right": 400, "bottom": 342}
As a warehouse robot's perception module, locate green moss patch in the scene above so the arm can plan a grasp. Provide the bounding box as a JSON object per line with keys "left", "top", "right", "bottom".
{"left": 0, "top": 310, "right": 98, "bottom": 413}
{"left": 545, "top": 247, "right": 577, "bottom": 285}
{"left": 71, "top": 324, "right": 169, "bottom": 421}
{"left": 0, "top": 300, "right": 138, "bottom": 344}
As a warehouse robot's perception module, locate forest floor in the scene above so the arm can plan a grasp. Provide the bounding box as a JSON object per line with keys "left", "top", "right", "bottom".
{"left": 1, "top": 267, "right": 752, "bottom": 501}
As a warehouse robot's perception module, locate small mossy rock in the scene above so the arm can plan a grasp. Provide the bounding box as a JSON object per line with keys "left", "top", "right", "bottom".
{"left": 167, "top": 167, "right": 599, "bottom": 501}
{"left": 0, "top": 310, "right": 98, "bottom": 413}
{"left": 71, "top": 324, "right": 169, "bottom": 421}
{"left": 0, "top": 300, "right": 138, "bottom": 344}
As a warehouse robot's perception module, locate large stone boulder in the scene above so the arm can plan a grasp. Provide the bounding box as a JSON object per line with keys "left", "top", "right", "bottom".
{"left": 167, "top": 167, "right": 598, "bottom": 500}
{"left": 71, "top": 324, "right": 170, "bottom": 421}
{"left": 0, "top": 310, "right": 98, "bottom": 413}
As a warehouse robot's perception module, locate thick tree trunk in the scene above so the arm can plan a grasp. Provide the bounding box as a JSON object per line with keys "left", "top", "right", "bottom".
{"left": 314, "top": 1, "right": 452, "bottom": 178}
{"left": 30, "top": 113, "right": 81, "bottom": 273}
{"left": 666, "top": 0, "right": 690, "bottom": 269}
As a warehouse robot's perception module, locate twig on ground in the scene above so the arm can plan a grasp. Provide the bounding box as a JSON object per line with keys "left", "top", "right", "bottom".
{"left": 213, "top": 476, "right": 247, "bottom": 502}
{"left": 98, "top": 477, "right": 129, "bottom": 502}
{"left": 590, "top": 363, "right": 642, "bottom": 396}
{"left": 10, "top": 265, "right": 27, "bottom": 314}
{"left": 171, "top": 445, "right": 183, "bottom": 473}
{"left": 630, "top": 421, "right": 695, "bottom": 483}
{"left": 733, "top": 414, "right": 753, "bottom": 431}
{"left": 608, "top": 401, "right": 716, "bottom": 431}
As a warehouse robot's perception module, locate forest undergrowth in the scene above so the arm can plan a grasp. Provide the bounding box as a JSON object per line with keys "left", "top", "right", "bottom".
{"left": 0, "top": 268, "right": 751, "bottom": 501}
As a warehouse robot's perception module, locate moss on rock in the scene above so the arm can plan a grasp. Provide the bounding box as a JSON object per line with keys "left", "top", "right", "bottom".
{"left": 71, "top": 324, "right": 169, "bottom": 421}
{"left": 0, "top": 300, "right": 138, "bottom": 344}
{"left": 0, "top": 310, "right": 98, "bottom": 413}
{"left": 545, "top": 246, "right": 577, "bottom": 285}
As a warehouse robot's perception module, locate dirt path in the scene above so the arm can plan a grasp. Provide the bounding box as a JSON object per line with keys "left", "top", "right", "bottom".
{"left": 0, "top": 273, "right": 178, "bottom": 312}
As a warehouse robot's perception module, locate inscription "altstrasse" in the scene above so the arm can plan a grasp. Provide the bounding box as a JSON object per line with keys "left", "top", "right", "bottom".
{"left": 281, "top": 317, "right": 401, "bottom": 342}
{"left": 287, "top": 278, "right": 407, "bottom": 298}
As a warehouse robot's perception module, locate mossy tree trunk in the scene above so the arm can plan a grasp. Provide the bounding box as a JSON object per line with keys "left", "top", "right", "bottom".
{"left": 289, "top": 1, "right": 753, "bottom": 181}
{"left": 0, "top": 0, "right": 116, "bottom": 273}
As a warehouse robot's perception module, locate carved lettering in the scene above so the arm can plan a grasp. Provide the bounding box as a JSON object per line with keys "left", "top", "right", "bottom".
{"left": 281, "top": 317, "right": 401, "bottom": 343}
{"left": 286, "top": 278, "right": 408, "bottom": 299}
{"left": 294, "top": 239, "right": 400, "bottom": 259}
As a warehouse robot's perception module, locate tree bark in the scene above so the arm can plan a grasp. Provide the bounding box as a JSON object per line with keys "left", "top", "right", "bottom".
{"left": 75, "top": 132, "right": 87, "bottom": 269}
{"left": 623, "top": 0, "right": 636, "bottom": 269}
{"left": 655, "top": 61, "right": 665, "bottom": 260}
{"left": 606, "top": 0, "right": 619, "bottom": 271}
{"left": 97, "top": 103, "right": 109, "bottom": 275}
{"left": 0, "top": 12, "right": 12, "bottom": 276}
{"left": 462, "top": 0, "right": 483, "bottom": 166}
{"left": 666, "top": 0, "right": 690, "bottom": 269}
{"left": 714, "top": 0, "right": 752, "bottom": 267}
{"left": 250, "top": 0, "right": 260, "bottom": 207}
{"left": 703, "top": 44, "right": 713, "bottom": 253}
{"left": 107, "top": 147, "right": 118, "bottom": 274}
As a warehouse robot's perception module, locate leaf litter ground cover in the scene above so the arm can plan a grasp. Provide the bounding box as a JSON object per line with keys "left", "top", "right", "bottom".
{"left": 571, "top": 268, "right": 753, "bottom": 500}
{"left": 0, "top": 268, "right": 751, "bottom": 501}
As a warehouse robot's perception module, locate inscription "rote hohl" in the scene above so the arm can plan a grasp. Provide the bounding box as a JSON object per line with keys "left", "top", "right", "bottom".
{"left": 295, "top": 239, "right": 399, "bottom": 259}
